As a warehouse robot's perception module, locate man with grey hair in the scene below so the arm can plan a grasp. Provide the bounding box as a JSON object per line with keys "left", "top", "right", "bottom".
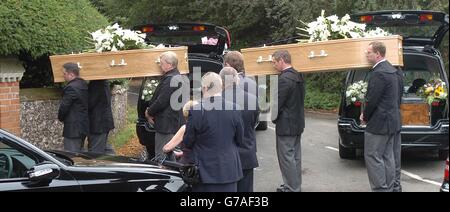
{"left": 220, "top": 67, "right": 259, "bottom": 192}
{"left": 58, "top": 62, "right": 89, "bottom": 153}
{"left": 271, "top": 50, "right": 305, "bottom": 192}
{"left": 146, "top": 51, "right": 186, "bottom": 159}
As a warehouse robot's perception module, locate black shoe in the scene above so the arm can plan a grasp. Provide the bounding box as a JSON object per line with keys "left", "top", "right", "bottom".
{"left": 276, "top": 184, "right": 286, "bottom": 192}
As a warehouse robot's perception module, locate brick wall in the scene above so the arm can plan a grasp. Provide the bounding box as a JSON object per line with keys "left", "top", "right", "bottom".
{"left": 0, "top": 82, "right": 20, "bottom": 136}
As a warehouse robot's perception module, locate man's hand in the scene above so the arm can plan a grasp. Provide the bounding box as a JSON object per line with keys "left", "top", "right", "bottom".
{"left": 360, "top": 113, "right": 367, "bottom": 126}
{"left": 145, "top": 110, "right": 155, "bottom": 125}
{"left": 163, "top": 144, "right": 172, "bottom": 153}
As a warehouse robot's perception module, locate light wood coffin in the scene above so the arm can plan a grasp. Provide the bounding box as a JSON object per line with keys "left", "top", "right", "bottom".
{"left": 241, "top": 35, "right": 404, "bottom": 76}
{"left": 50, "top": 47, "right": 189, "bottom": 83}
{"left": 401, "top": 103, "right": 430, "bottom": 126}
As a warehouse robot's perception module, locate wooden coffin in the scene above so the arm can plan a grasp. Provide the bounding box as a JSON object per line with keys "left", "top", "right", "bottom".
{"left": 241, "top": 35, "right": 403, "bottom": 76}
{"left": 401, "top": 103, "right": 430, "bottom": 126}
{"left": 50, "top": 47, "right": 189, "bottom": 82}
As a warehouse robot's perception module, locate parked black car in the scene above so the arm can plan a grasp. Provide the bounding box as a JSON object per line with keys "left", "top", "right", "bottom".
{"left": 338, "top": 11, "right": 449, "bottom": 160}
{"left": 134, "top": 23, "right": 267, "bottom": 159}
{"left": 0, "top": 129, "right": 186, "bottom": 192}
{"left": 441, "top": 157, "right": 449, "bottom": 192}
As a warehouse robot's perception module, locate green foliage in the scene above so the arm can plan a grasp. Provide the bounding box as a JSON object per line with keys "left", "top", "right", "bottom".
{"left": 19, "top": 88, "right": 62, "bottom": 101}
{"left": 305, "top": 83, "right": 341, "bottom": 110}
{"left": 111, "top": 105, "right": 137, "bottom": 149}
{"left": 0, "top": 0, "right": 109, "bottom": 58}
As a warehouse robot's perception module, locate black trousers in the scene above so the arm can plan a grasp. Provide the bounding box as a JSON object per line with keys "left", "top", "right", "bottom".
{"left": 192, "top": 182, "right": 237, "bottom": 192}
{"left": 237, "top": 169, "right": 254, "bottom": 192}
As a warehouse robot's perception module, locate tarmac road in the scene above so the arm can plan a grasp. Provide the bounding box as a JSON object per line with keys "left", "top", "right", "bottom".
{"left": 254, "top": 112, "right": 446, "bottom": 192}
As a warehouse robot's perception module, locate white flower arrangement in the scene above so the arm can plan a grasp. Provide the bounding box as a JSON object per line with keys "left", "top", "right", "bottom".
{"left": 298, "top": 10, "right": 391, "bottom": 43}
{"left": 346, "top": 81, "right": 368, "bottom": 106}
{"left": 90, "top": 23, "right": 152, "bottom": 53}
{"left": 142, "top": 79, "right": 159, "bottom": 101}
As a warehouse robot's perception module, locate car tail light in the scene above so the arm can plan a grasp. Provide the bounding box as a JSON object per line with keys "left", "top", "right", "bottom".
{"left": 445, "top": 158, "right": 449, "bottom": 182}
{"left": 419, "top": 14, "right": 433, "bottom": 22}
{"left": 224, "top": 28, "right": 231, "bottom": 49}
{"left": 141, "top": 26, "right": 154, "bottom": 33}
{"left": 359, "top": 15, "right": 373, "bottom": 23}
{"left": 193, "top": 26, "right": 206, "bottom": 31}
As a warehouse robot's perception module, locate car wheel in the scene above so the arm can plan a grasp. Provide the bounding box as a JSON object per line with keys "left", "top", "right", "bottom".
{"left": 256, "top": 121, "right": 268, "bottom": 131}
{"left": 438, "top": 149, "right": 448, "bottom": 161}
{"left": 339, "top": 139, "right": 356, "bottom": 160}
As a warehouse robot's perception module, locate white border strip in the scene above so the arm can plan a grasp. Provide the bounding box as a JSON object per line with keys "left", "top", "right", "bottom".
{"left": 401, "top": 170, "right": 441, "bottom": 186}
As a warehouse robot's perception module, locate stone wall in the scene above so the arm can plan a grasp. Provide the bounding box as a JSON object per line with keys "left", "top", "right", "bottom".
{"left": 20, "top": 86, "right": 128, "bottom": 150}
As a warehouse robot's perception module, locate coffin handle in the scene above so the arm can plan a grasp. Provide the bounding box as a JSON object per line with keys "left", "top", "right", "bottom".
{"left": 110, "top": 59, "right": 128, "bottom": 67}
{"left": 308, "top": 50, "right": 328, "bottom": 59}
{"left": 77, "top": 62, "right": 83, "bottom": 69}
{"left": 257, "top": 55, "right": 273, "bottom": 63}
{"left": 155, "top": 58, "right": 161, "bottom": 65}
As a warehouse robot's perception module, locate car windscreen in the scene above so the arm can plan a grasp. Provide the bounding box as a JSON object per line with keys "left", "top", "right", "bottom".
{"left": 147, "top": 34, "right": 220, "bottom": 47}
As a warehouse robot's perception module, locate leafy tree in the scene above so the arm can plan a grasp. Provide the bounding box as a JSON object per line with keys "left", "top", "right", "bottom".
{"left": 0, "top": 0, "right": 109, "bottom": 88}
{"left": 0, "top": 0, "right": 109, "bottom": 58}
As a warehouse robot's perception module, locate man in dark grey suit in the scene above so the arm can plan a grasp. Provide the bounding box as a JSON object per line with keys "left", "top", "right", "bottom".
{"left": 361, "top": 41, "right": 402, "bottom": 192}
{"left": 271, "top": 50, "right": 305, "bottom": 192}
{"left": 220, "top": 67, "right": 260, "bottom": 192}
{"left": 87, "top": 80, "right": 115, "bottom": 154}
{"left": 58, "top": 63, "right": 89, "bottom": 153}
{"left": 146, "top": 51, "right": 187, "bottom": 159}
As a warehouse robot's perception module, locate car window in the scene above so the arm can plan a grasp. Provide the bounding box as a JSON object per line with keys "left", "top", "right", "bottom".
{"left": 148, "top": 35, "right": 217, "bottom": 47}
{"left": 403, "top": 54, "right": 443, "bottom": 98}
{"left": 0, "top": 139, "right": 39, "bottom": 179}
{"left": 367, "top": 25, "right": 440, "bottom": 39}
{"left": 348, "top": 54, "right": 444, "bottom": 99}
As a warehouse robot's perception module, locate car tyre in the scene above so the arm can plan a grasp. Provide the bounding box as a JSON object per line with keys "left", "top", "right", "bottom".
{"left": 256, "top": 121, "right": 268, "bottom": 131}
{"left": 339, "top": 139, "right": 357, "bottom": 159}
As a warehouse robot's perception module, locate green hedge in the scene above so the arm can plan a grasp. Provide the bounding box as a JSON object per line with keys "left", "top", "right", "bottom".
{"left": 304, "top": 83, "right": 342, "bottom": 110}
{"left": 0, "top": 0, "right": 109, "bottom": 58}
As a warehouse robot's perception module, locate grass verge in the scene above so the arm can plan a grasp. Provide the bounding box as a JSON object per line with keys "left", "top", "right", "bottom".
{"left": 111, "top": 105, "right": 138, "bottom": 149}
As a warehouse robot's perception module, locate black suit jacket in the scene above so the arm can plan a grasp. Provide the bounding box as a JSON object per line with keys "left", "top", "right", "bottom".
{"left": 364, "top": 61, "right": 402, "bottom": 135}
{"left": 272, "top": 68, "right": 305, "bottom": 136}
{"left": 58, "top": 78, "right": 89, "bottom": 139}
{"left": 223, "top": 85, "right": 260, "bottom": 170}
{"left": 183, "top": 96, "right": 244, "bottom": 184}
{"left": 88, "top": 80, "right": 114, "bottom": 134}
{"left": 146, "top": 69, "right": 187, "bottom": 134}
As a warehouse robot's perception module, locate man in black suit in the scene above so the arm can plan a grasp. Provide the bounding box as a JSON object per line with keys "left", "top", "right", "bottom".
{"left": 271, "top": 50, "right": 305, "bottom": 192}
{"left": 220, "top": 67, "right": 260, "bottom": 192}
{"left": 87, "top": 80, "right": 115, "bottom": 154}
{"left": 183, "top": 72, "right": 244, "bottom": 192}
{"left": 361, "top": 41, "right": 402, "bottom": 192}
{"left": 58, "top": 63, "right": 89, "bottom": 153}
{"left": 146, "top": 51, "right": 187, "bottom": 159}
